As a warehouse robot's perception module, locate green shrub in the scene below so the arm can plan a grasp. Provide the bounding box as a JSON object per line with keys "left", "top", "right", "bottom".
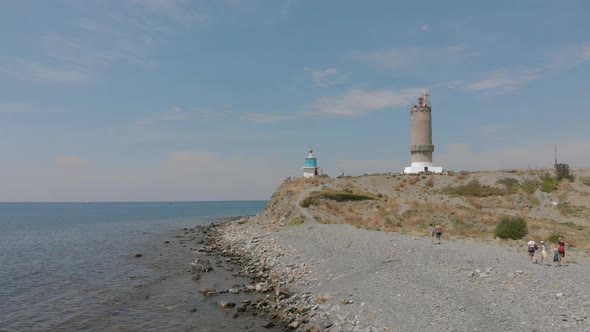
{"left": 496, "top": 178, "right": 520, "bottom": 193}
{"left": 443, "top": 180, "right": 505, "bottom": 197}
{"left": 494, "top": 217, "right": 528, "bottom": 239}
{"left": 313, "top": 216, "right": 324, "bottom": 223}
{"left": 520, "top": 179, "right": 539, "bottom": 194}
{"left": 560, "top": 221, "right": 578, "bottom": 228}
{"left": 400, "top": 209, "right": 415, "bottom": 219}
{"left": 300, "top": 190, "right": 374, "bottom": 207}
{"left": 527, "top": 194, "right": 540, "bottom": 206}
{"left": 290, "top": 216, "right": 304, "bottom": 225}
{"left": 299, "top": 196, "right": 315, "bottom": 208}
{"left": 539, "top": 173, "right": 559, "bottom": 193}
{"left": 554, "top": 163, "right": 574, "bottom": 181}
{"left": 547, "top": 233, "right": 562, "bottom": 244}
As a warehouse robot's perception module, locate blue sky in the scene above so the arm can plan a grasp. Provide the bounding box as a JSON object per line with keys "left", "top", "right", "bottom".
{"left": 1, "top": 0, "right": 590, "bottom": 201}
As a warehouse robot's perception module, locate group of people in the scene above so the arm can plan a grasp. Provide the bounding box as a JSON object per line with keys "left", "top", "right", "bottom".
{"left": 527, "top": 237, "right": 567, "bottom": 266}
{"left": 425, "top": 224, "right": 567, "bottom": 267}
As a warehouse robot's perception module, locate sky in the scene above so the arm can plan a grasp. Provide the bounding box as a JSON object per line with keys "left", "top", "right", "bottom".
{"left": 1, "top": 0, "right": 590, "bottom": 202}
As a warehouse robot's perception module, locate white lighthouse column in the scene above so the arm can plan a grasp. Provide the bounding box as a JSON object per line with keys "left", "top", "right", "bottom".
{"left": 404, "top": 91, "right": 443, "bottom": 174}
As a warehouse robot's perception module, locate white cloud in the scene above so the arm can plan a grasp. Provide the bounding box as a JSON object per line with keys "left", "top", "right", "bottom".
{"left": 352, "top": 46, "right": 468, "bottom": 69}
{"left": 549, "top": 42, "right": 590, "bottom": 69}
{"left": 0, "top": 57, "right": 90, "bottom": 84}
{"left": 460, "top": 68, "right": 542, "bottom": 93}
{"left": 309, "top": 67, "right": 348, "bottom": 87}
{"left": 135, "top": 107, "right": 192, "bottom": 128}
{"left": 43, "top": 34, "right": 154, "bottom": 69}
{"left": 0, "top": 2, "right": 181, "bottom": 84}
{"left": 241, "top": 112, "right": 291, "bottom": 123}
{"left": 420, "top": 25, "right": 429, "bottom": 31}
{"left": 452, "top": 42, "right": 590, "bottom": 95}
{"left": 309, "top": 88, "right": 422, "bottom": 116}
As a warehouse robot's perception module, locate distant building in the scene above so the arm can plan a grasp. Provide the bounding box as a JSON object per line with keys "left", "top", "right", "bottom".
{"left": 404, "top": 91, "right": 443, "bottom": 174}
{"left": 302, "top": 147, "right": 320, "bottom": 178}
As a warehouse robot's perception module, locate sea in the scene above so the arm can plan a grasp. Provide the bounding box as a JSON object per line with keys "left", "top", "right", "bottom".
{"left": 0, "top": 201, "right": 277, "bottom": 332}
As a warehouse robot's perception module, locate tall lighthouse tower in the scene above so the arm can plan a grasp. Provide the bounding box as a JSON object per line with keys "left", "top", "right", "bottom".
{"left": 404, "top": 91, "right": 443, "bottom": 174}
{"left": 302, "top": 146, "right": 320, "bottom": 178}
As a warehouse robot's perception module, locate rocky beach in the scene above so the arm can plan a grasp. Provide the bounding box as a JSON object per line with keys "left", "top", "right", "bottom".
{"left": 198, "top": 170, "right": 590, "bottom": 331}
{"left": 207, "top": 216, "right": 590, "bottom": 332}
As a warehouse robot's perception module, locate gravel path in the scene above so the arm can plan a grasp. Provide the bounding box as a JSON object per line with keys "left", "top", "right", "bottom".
{"left": 295, "top": 185, "right": 322, "bottom": 222}
{"left": 218, "top": 218, "right": 590, "bottom": 331}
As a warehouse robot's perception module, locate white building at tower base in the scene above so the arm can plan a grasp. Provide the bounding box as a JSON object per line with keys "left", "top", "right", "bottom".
{"left": 404, "top": 163, "right": 443, "bottom": 174}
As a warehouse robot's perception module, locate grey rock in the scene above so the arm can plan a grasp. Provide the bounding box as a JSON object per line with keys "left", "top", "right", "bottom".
{"left": 262, "top": 321, "right": 275, "bottom": 328}
{"left": 219, "top": 301, "right": 236, "bottom": 308}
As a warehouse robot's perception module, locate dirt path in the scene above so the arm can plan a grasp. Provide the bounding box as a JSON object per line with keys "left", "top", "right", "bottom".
{"left": 295, "top": 185, "right": 322, "bottom": 223}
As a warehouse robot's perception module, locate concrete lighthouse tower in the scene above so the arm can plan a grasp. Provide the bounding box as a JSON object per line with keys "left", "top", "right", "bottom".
{"left": 404, "top": 91, "right": 443, "bottom": 174}
{"left": 302, "top": 146, "right": 320, "bottom": 178}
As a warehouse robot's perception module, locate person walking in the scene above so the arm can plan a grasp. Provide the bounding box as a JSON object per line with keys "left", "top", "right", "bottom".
{"left": 553, "top": 247, "right": 560, "bottom": 266}
{"left": 434, "top": 224, "right": 442, "bottom": 244}
{"left": 539, "top": 241, "right": 548, "bottom": 265}
{"left": 558, "top": 237, "right": 566, "bottom": 266}
{"left": 428, "top": 224, "right": 435, "bottom": 243}
{"left": 527, "top": 238, "right": 537, "bottom": 263}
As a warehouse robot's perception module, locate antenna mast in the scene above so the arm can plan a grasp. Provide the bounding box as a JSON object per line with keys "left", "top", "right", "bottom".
{"left": 554, "top": 144, "right": 558, "bottom": 165}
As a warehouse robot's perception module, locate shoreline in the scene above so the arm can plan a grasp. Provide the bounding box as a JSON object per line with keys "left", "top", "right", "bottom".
{"left": 203, "top": 218, "right": 324, "bottom": 331}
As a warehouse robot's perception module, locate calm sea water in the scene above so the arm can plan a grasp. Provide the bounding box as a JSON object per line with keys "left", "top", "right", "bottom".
{"left": 0, "top": 201, "right": 269, "bottom": 331}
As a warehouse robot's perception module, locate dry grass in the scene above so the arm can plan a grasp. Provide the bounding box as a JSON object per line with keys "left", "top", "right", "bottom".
{"left": 455, "top": 172, "right": 470, "bottom": 181}
{"left": 408, "top": 176, "right": 421, "bottom": 185}
{"left": 281, "top": 170, "right": 590, "bottom": 251}
{"left": 310, "top": 196, "right": 590, "bottom": 250}
{"left": 316, "top": 293, "right": 332, "bottom": 303}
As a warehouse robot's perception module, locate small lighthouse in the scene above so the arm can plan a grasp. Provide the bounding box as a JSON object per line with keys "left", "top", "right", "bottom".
{"left": 302, "top": 146, "right": 320, "bottom": 178}
{"left": 404, "top": 91, "right": 443, "bottom": 174}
